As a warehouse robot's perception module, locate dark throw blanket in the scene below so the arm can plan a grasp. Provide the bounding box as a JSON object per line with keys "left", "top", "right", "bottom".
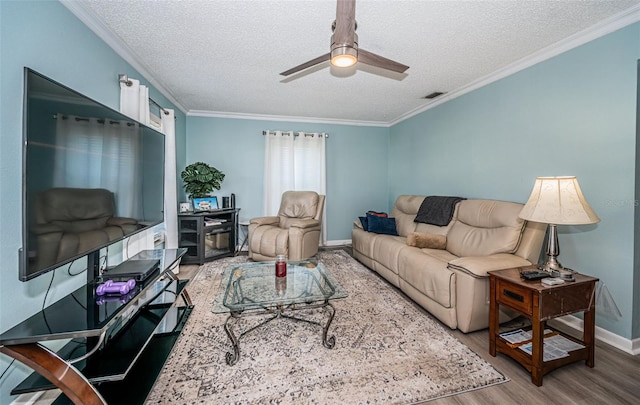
{"left": 414, "top": 196, "right": 466, "bottom": 226}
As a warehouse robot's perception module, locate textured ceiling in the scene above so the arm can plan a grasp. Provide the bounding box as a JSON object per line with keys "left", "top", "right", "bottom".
{"left": 70, "top": 0, "right": 640, "bottom": 125}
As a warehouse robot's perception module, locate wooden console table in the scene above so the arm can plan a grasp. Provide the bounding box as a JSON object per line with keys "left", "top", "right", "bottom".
{"left": 0, "top": 249, "right": 192, "bottom": 404}
{"left": 488, "top": 266, "right": 598, "bottom": 386}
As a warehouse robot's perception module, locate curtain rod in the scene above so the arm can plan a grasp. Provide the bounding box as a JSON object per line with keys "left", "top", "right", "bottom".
{"left": 119, "top": 73, "right": 170, "bottom": 115}
{"left": 53, "top": 114, "right": 136, "bottom": 126}
{"left": 262, "top": 130, "right": 329, "bottom": 138}
{"left": 149, "top": 97, "right": 170, "bottom": 116}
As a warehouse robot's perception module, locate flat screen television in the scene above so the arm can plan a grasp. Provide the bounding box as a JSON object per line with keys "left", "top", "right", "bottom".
{"left": 20, "top": 68, "right": 165, "bottom": 281}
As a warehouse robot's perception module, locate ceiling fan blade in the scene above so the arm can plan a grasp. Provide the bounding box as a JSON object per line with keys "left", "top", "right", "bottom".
{"left": 358, "top": 49, "right": 409, "bottom": 74}
{"left": 334, "top": 0, "right": 356, "bottom": 45}
{"left": 280, "top": 53, "right": 331, "bottom": 76}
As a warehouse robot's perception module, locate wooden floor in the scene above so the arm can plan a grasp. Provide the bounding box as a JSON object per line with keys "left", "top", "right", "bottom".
{"left": 180, "top": 247, "right": 640, "bottom": 405}
{"left": 432, "top": 322, "right": 640, "bottom": 405}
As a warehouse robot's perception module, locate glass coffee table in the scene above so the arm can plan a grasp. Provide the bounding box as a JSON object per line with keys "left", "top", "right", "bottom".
{"left": 213, "top": 259, "right": 348, "bottom": 365}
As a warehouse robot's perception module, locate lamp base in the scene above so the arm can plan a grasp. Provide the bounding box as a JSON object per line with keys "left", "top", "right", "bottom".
{"left": 538, "top": 261, "right": 575, "bottom": 281}
{"left": 538, "top": 223, "right": 575, "bottom": 280}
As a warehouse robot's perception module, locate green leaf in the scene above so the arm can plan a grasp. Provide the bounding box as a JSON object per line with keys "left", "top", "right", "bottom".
{"left": 180, "top": 162, "right": 225, "bottom": 199}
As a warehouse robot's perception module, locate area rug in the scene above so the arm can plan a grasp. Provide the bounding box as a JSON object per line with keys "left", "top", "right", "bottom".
{"left": 146, "top": 250, "right": 508, "bottom": 404}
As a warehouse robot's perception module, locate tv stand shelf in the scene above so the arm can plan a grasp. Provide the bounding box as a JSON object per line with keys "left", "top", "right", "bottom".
{"left": 179, "top": 209, "right": 239, "bottom": 264}
{"left": 0, "top": 249, "right": 192, "bottom": 405}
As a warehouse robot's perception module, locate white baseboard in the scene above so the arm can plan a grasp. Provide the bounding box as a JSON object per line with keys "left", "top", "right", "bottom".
{"left": 324, "top": 239, "right": 351, "bottom": 247}
{"left": 549, "top": 315, "right": 639, "bottom": 355}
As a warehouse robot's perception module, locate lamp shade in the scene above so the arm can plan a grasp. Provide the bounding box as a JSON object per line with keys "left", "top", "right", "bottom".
{"left": 519, "top": 176, "right": 600, "bottom": 225}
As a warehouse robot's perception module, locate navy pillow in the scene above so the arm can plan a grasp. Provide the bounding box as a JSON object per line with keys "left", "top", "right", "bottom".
{"left": 359, "top": 216, "right": 369, "bottom": 231}
{"left": 366, "top": 213, "right": 398, "bottom": 236}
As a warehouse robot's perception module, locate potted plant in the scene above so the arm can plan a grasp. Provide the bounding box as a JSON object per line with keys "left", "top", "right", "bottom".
{"left": 181, "top": 162, "right": 225, "bottom": 199}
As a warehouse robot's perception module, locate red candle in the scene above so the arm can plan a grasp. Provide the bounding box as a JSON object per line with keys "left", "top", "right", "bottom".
{"left": 275, "top": 255, "right": 287, "bottom": 277}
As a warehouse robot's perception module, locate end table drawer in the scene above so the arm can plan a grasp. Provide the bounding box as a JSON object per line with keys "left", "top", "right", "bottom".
{"left": 496, "top": 280, "right": 532, "bottom": 315}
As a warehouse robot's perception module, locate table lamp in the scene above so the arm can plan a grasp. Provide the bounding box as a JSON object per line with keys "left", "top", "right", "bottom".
{"left": 519, "top": 176, "right": 600, "bottom": 280}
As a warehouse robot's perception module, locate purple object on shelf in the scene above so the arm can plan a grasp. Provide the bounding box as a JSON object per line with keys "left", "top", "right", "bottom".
{"left": 96, "top": 279, "right": 136, "bottom": 296}
{"left": 96, "top": 290, "right": 136, "bottom": 305}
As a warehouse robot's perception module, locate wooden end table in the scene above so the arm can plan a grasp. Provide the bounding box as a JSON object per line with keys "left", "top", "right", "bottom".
{"left": 488, "top": 266, "right": 598, "bottom": 386}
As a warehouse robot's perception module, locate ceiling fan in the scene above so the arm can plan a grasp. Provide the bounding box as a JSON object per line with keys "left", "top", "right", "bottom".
{"left": 280, "top": 0, "right": 409, "bottom": 76}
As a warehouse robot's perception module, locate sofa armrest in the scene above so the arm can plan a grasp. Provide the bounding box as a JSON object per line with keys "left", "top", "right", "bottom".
{"left": 353, "top": 220, "right": 363, "bottom": 229}
{"left": 250, "top": 216, "right": 280, "bottom": 226}
{"left": 288, "top": 218, "right": 320, "bottom": 229}
{"left": 447, "top": 254, "right": 532, "bottom": 278}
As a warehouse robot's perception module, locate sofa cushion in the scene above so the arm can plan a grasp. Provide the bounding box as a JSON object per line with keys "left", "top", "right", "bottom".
{"left": 352, "top": 227, "right": 379, "bottom": 258}
{"left": 38, "top": 188, "right": 115, "bottom": 223}
{"left": 367, "top": 211, "right": 388, "bottom": 218}
{"left": 372, "top": 235, "right": 408, "bottom": 274}
{"left": 398, "top": 248, "right": 457, "bottom": 308}
{"left": 358, "top": 216, "right": 368, "bottom": 231}
{"left": 366, "top": 213, "right": 398, "bottom": 235}
{"left": 249, "top": 225, "right": 289, "bottom": 257}
{"left": 278, "top": 191, "right": 320, "bottom": 228}
{"left": 390, "top": 195, "right": 424, "bottom": 236}
{"left": 392, "top": 195, "right": 459, "bottom": 237}
{"left": 446, "top": 200, "right": 526, "bottom": 257}
{"left": 52, "top": 217, "right": 109, "bottom": 233}
{"left": 414, "top": 202, "right": 459, "bottom": 236}
{"left": 406, "top": 232, "right": 447, "bottom": 249}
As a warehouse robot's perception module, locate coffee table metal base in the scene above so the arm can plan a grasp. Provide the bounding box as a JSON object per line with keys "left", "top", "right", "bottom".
{"left": 223, "top": 301, "right": 336, "bottom": 366}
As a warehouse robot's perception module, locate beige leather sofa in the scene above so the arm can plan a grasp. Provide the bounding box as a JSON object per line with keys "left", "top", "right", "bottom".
{"left": 32, "top": 188, "right": 139, "bottom": 271}
{"left": 249, "top": 191, "right": 325, "bottom": 261}
{"left": 352, "top": 195, "right": 546, "bottom": 333}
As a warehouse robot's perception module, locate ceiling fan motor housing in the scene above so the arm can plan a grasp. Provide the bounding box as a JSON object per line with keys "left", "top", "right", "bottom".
{"left": 331, "top": 31, "right": 358, "bottom": 67}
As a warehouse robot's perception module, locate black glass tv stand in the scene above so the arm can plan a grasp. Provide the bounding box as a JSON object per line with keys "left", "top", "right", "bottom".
{"left": 0, "top": 249, "right": 192, "bottom": 405}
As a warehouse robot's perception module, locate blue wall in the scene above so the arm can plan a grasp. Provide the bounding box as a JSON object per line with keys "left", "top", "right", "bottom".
{"left": 1, "top": 3, "right": 638, "bottom": 402}
{"left": 186, "top": 117, "right": 390, "bottom": 241}
{"left": 389, "top": 23, "right": 640, "bottom": 340}
{"left": 0, "top": 2, "right": 186, "bottom": 402}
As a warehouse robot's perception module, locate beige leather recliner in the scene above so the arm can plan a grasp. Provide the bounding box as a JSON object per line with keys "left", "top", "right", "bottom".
{"left": 248, "top": 191, "right": 325, "bottom": 261}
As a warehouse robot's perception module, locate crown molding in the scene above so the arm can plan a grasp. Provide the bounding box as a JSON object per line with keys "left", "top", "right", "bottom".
{"left": 187, "top": 110, "right": 387, "bottom": 127}
{"left": 59, "top": 0, "right": 188, "bottom": 114}
{"left": 388, "top": 4, "right": 640, "bottom": 126}
{"left": 61, "top": 0, "right": 639, "bottom": 128}
{"left": 191, "top": 5, "right": 640, "bottom": 128}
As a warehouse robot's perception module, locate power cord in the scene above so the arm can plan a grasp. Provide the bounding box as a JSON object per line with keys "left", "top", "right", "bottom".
{"left": 67, "top": 259, "right": 85, "bottom": 277}
{"left": 43, "top": 261, "right": 74, "bottom": 333}
{"left": 0, "top": 359, "right": 16, "bottom": 381}
{"left": 42, "top": 267, "right": 57, "bottom": 311}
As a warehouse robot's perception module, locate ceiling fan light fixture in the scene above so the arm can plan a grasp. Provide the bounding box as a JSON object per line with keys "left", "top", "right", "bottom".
{"left": 331, "top": 45, "right": 358, "bottom": 68}
{"left": 280, "top": 0, "right": 409, "bottom": 77}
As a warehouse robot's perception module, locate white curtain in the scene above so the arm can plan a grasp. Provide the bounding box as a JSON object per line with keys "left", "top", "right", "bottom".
{"left": 263, "top": 131, "right": 327, "bottom": 244}
{"left": 264, "top": 131, "right": 295, "bottom": 215}
{"left": 160, "top": 109, "right": 178, "bottom": 249}
{"left": 53, "top": 115, "right": 142, "bottom": 218}
{"left": 119, "top": 78, "right": 178, "bottom": 254}
{"left": 120, "top": 78, "right": 149, "bottom": 125}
